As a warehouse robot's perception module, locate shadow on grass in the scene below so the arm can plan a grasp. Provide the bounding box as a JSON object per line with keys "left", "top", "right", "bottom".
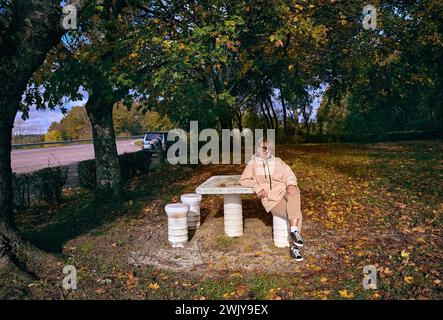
{"left": 22, "top": 196, "right": 125, "bottom": 253}
{"left": 20, "top": 165, "right": 197, "bottom": 254}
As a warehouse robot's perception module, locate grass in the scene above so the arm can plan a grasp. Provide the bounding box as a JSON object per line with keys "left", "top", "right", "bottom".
{"left": 1, "top": 139, "right": 442, "bottom": 300}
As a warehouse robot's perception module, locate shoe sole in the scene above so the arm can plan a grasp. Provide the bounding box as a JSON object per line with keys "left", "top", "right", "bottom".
{"left": 295, "top": 257, "right": 303, "bottom": 262}
{"left": 291, "top": 255, "right": 304, "bottom": 262}
{"left": 292, "top": 241, "right": 304, "bottom": 248}
{"left": 290, "top": 234, "right": 304, "bottom": 248}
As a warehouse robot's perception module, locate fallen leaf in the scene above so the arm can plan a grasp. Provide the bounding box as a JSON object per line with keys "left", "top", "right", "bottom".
{"left": 338, "top": 289, "right": 354, "bottom": 299}
{"left": 148, "top": 282, "right": 160, "bottom": 290}
{"left": 401, "top": 250, "right": 410, "bottom": 259}
{"left": 404, "top": 276, "right": 414, "bottom": 284}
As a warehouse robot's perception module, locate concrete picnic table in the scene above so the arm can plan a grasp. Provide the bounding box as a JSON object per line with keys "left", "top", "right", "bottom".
{"left": 196, "top": 175, "right": 254, "bottom": 237}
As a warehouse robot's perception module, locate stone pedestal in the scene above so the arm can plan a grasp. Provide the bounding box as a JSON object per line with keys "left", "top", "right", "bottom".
{"left": 180, "top": 193, "right": 203, "bottom": 229}
{"left": 273, "top": 215, "right": 290, "bottom": 248}
{"left": 165, "top": 203, "right": 189, "bottom": 247}
{"left": 223, "top": 194, "right": 243, "bottom": 237}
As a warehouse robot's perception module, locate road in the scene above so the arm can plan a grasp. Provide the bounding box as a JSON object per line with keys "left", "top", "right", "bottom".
{"left": 11, "top": 140, "right": 142, "bottom": 185}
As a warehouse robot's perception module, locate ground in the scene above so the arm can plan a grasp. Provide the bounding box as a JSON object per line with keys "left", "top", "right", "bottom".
{"left": 1, "top": 140, "right": 442, "bottom": 300}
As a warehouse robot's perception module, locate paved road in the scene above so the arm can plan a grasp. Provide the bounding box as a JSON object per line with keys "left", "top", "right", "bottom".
{"left": 12, "top": 140, "right": 142, "bottom": 185}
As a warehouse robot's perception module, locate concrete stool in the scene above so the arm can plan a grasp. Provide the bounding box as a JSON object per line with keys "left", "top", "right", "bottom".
{"left": 223, "top": 194, "right": 243, "bottom": 237}
{"left": 180, "top": 193, "right": 203, "bottom": 229}
{"left": 273, "top": 215, "right": 290, "bottom": 248}
{"left": 165, "top": 203, "right": 189, "bottom": 247}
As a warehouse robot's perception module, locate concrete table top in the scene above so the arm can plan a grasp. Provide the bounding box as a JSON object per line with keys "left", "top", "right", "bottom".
{"left": 196, "top": 175, "right": 254, "bottom": 195}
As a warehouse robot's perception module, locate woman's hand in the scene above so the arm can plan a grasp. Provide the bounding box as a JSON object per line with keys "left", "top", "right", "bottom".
{"left": 257, "top": 189, "right": 268, "bottom": 199}
{"left": 286, "top": 185, "right": 298, "bottom": 196}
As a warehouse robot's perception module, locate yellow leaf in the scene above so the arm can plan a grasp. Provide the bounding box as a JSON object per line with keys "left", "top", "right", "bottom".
{"left": 338, "top": 289, "right": 354, "bottom": 299}
{"left": 401, "top": 250, "right": 410, "bottom": 259}
{"left": 148, "top": 282, "right": 160, "bottom": 290}
{"left": 412, "top": 225, "right": 426, "bottom": 233}
{"left": 320, "top": 277, "right": 328, "bottom": 283}
{"left": 404, "top": 276, "right": 414, "bottom": 284}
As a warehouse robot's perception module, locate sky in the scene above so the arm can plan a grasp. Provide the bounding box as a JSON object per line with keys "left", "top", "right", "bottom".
{"left": 13, "top": 92, "right": 88, "bottom": 135}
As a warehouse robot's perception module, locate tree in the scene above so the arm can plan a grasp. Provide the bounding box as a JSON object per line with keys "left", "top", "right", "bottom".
{"left": 317, "top": 0, "right": 443, "bottom": 138}
{"left": 138, "top": 0, "right": 332, "bottom": 134}
{"left": 44, "top": 130, "right": 63, "bottom": 142}
{"left": 48, "top": 106, "right": 92, "bottom": 140}
{"left": 29, "top": 1, "right": 154, "bottom": 200}
{"left": 0, "top": 0, "right": 93, "bottom": 277}
{"left": 113, "top": 102, "right": 176, "bottom": 136}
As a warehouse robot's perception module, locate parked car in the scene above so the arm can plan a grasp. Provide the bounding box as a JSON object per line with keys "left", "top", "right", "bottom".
{"left": 143, "top": 131, "right": 171, "bottom": 154}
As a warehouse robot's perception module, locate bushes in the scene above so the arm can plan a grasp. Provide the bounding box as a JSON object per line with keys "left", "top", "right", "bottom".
{"left": 119, "top": 150, "right": 152, "bottom": 182}
{"left": 78, "top": 150, "right": 152, "bottom": 190}
{"left": 77, "top": 159, "right": 96, "bottom": 190}
{"left": 12, "top": 173, "right": 33, "bottom": 211}
{"left": 12, "top": 166, "right": 69, "bottom": 211}
{"left": 34, "top": 167, "right": 68, "bottom": 203}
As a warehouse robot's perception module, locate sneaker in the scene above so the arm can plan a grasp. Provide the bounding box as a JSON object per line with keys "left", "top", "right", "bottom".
{"left": 290, "top": 230, "right": 304, "bottom": 247}
{"left": 290, "top": 245, "right": 303, "bottom": 261}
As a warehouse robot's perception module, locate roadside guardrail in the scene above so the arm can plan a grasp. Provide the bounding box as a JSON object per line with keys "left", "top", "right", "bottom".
{"left": 12, "top": 135, "right": 144, "bottom": 149}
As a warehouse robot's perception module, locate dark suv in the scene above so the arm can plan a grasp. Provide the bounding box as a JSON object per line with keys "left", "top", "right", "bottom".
{"left": 143, "top": 131, "right": 170, "bottom": 154}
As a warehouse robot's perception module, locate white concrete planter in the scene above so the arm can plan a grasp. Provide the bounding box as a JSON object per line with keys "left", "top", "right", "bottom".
{"left": 273, "top": 215, "right": 290, "bottom": 248}
{"left": 180, "top": 193, "right": 203, "bottom": 230}
{"left": 165, "top": 203, "right": 189, "bottom": 247}
{"left": 223, "top": 194, "right": 243, "bottom": 237}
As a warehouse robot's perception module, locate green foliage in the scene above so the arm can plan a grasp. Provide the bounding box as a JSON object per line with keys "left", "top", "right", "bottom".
{"left": 113, "top": 103, "right": 176, "bottom": 136}
{"left": 33, "top": 167, "right": 68, "bottom": 204}
{"left": 319, "top": 0, "right": 443, "bottom": 138}
{"left": 77, "top": 159, "right": 96, "bottom": 190}
{"left": 12, "top": 166, "right": 68, "bottom": 210}
{"left": 119, "top": 151, "right": 152, "bottom": 182}
{"left": 12, "top": 173, "right": 33, "bottom": 212}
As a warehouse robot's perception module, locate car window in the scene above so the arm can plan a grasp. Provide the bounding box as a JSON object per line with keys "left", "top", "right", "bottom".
{"left": 145, "top": 133, "right": 162, "bottom": 140}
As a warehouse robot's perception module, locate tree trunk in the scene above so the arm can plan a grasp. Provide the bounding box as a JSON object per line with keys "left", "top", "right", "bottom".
{"left": 0, "top": 108, "right": 16, "bottom": 227}
{"left": 280, "top": 90, "right": 287, "bottom": 133}
{"left": 86, "top": 94, "right": 124, "bottom": 201}
{"left": 0, "top": 107, "right": 58, "bottom": 277}
{"left": 264, "top": 96, "right": 277, "bottom": 130}
{"left": 0, "top": 0, "right": 92, "bottom": 278}
{"left": 259, "top": 100, "right": 272, "bottom": 129}
{"left": 267, "top": 95, "right": 279, "bottom": 131}
{"left": 236, "top": 111, "right": 243, "bottom": 131}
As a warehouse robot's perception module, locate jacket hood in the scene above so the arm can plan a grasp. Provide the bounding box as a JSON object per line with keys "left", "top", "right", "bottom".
{"left": 251, "top": 153, "right": 274, "bottom": 162}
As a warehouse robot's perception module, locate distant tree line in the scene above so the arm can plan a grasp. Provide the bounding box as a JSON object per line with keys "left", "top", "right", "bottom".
{"left": 44, "top": 103, "right": 175, "bottom": 142}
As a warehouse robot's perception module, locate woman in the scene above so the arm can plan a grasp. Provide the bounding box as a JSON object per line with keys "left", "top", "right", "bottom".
{"left": 239, "top": 138, "right": 304, "bottom": 261}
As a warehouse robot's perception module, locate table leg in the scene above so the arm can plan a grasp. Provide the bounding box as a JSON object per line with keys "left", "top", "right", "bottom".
{"left": 223, "top": 194, "right": 243, "bottom": 237}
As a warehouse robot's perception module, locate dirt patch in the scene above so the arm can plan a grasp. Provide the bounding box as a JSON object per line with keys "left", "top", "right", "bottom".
{"left": 128, "top": 195, "right": 346, "bottom": 276}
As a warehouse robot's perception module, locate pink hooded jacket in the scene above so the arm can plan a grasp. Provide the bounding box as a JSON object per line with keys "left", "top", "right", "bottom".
{"left": 238, "top": 154, "right": 298, "bottom": 212}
